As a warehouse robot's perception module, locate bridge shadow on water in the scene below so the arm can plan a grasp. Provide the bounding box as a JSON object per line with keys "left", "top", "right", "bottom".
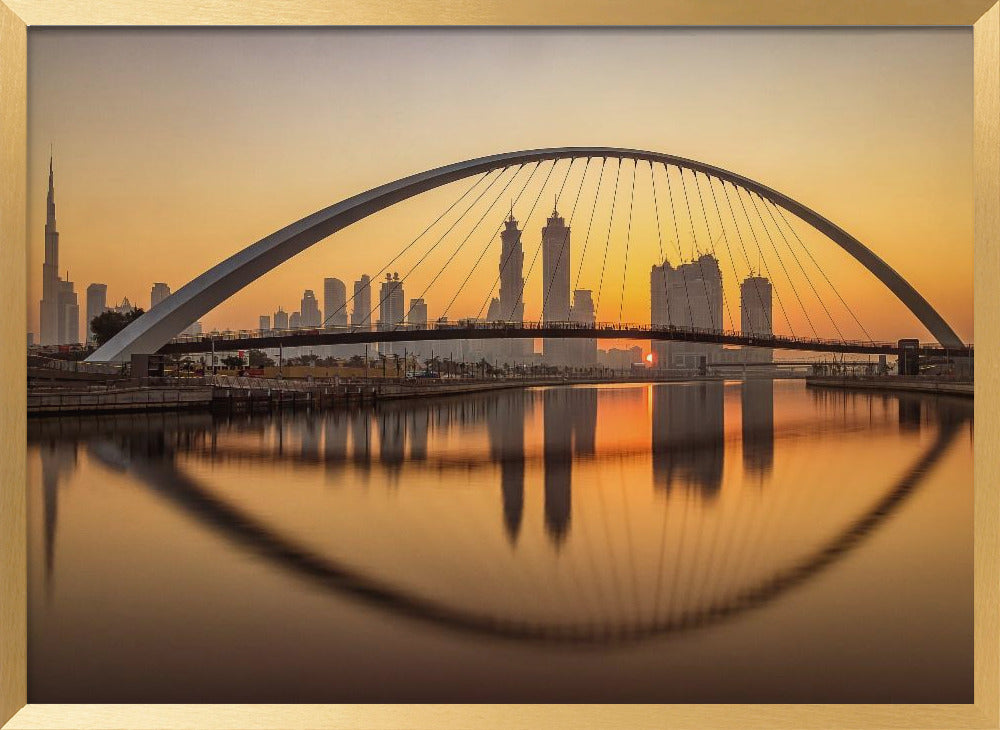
{"left": 30, "top": 382, "right": 972, "bottom": 647}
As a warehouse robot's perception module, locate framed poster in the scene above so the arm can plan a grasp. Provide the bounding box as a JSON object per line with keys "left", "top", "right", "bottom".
{"left": 1, "top": 1, "right": 997, "bottom": 728}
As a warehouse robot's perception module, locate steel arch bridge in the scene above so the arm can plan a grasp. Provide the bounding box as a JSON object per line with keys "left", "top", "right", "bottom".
{"left": 88, "top": 147, "right": 966, "bottom": 363}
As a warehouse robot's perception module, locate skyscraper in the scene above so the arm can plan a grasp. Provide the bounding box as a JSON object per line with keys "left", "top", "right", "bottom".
{"left": 541, "top": 205, "right": 571, "bottom": 365}
{"left": 487, "top": 212, "right": 531, "bottom": 364}
{"left": 39, "top": 155, "right": 79, "bottom": 345}
{"left": 740, "top": 275, "right": 773, "bottom": 363}
{"left": 300, "top": 289, "right": 321, "bottom": 328}
{"left": 57, "top": 279, "right": 79, "bottom": 345}
{"left": 650, "top": 254, "right": 723, "bottom": 370}
{"left": 273, "top": 307, "right": 289, "bottom": 330}
{"left": 259, "top": 314, "right": 271, "bottom": 332}
{"left": 570, "top": 289, "right": 597, "bottom": 366}
{"left": 378, "top": 273, "right": 405, "bottom": 356}
{"left": 407, "top": 297, "right": 429, "bottom": 361}
{"left": 85, "top": 283, "right": 107, "bottom": 344}
{"left": 150, "top": 282, "right": 171, "bottom": 309}
{"left": 323, "top": 277, "right": 348, "bottom": 328}
{"left": 408, "top": 297, "right": 428, "bottom": 328}
{"left": 498, "top": 211, "right": 525, "bottom": 322}
{"left": 352, "top": 274, "right": 372, "bottom": 330}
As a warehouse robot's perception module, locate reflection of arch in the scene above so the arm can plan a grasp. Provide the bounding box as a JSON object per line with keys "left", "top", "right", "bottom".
{"left": 90, "top": 415, "right": 962, "bottom": 646}
{"left": 88, "top": 147, "right": 963, "bottom": 363}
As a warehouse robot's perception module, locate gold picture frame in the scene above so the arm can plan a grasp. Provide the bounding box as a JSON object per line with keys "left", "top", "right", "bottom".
{"left": 1, "top": 1, "right": 997, "bottom": 727}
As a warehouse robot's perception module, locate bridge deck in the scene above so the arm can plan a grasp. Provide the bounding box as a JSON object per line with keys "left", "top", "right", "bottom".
{"left": 156, "top": 322, "right": 972, "bottom": 358}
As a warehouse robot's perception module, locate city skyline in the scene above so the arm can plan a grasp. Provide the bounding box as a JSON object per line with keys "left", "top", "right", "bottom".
{"left": 26, "top": 28, "right": 972, "bottom": 345}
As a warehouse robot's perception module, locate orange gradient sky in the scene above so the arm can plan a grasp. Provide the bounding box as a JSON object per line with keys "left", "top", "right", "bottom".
{"left": 26, "top": 28, "right": 973, "bottom": 343}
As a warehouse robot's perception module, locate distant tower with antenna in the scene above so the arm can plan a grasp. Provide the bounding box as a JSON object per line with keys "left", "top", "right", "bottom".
{"left": 39, "top": 151, "right": 79, "bottom": 345}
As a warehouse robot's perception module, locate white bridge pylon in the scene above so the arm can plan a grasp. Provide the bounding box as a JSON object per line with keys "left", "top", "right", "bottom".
{"left": 87, "top": 147, "right": 964, "bottom": 362}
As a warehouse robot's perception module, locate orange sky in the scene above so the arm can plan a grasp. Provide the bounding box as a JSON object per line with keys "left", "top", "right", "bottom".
{"left": 26, "top": 28, "right": 973, "bottom": 344}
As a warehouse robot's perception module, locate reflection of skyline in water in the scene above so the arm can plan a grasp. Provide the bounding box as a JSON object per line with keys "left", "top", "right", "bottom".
{"left": 652, "top": 382, "right": 726, "bottom": 497}
{"left": 32, "top": 382, "right": 971, "bottom": 596}
{"left": 486, "top": 391, "right": 527, "bottom": 543}
{"left": 27, "top": 382, "right": 973, "bottom": 702}
{"left": 742, "top": 379, "right": 774, "bottom": 478}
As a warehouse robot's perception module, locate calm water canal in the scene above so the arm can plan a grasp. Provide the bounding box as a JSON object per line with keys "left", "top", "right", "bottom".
{"left": 27, "top": 380, "right": 973, "bottom": 702}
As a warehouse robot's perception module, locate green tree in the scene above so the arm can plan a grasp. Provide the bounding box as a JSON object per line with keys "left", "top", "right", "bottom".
{"left": 220, "top": 355, "right": 244, "bottom": 369}
{"left": 247, "top": 349, "right": 274, "bottom": 368}
{"left": 90, "top": 308, "right": 145, "bottom": 346}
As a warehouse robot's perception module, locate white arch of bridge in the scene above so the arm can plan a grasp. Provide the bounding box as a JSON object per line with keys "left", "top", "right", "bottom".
{"left": 88, "top": 147, "right": 964, "bottom": 362}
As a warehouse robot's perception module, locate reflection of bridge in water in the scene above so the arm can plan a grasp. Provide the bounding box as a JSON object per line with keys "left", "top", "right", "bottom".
{"left": 33, "top": 383, "right": 970, "bottom": 646}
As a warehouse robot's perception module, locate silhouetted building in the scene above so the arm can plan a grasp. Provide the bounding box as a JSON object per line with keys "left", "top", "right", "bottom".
{"left": 407, "top": 297, "right": 429, "bottom": 361}
{"left": 741, "top": 275, "right": 773, "bottom": 363}
{"left": 599, "top": 345, "right": 643, "bottom": 371}
{"left": 273, "top": 307, "right": 289, "bottom": 330}
{"left": 300, "top": 289, "right": 321, "bottom": 328}
{"left": 39, "top": 155, "right": 79, "bottom": 345}
{"left": 489, "top": 212, "right": 532, "bottom": 364}
{"left": 499, "top": 210, "right": 525, "bottom": 322}
{"left": 259, "top": 315, "right": 271, "bottom": 332}
{"left": 324, "top": 277, "right": 347, "bottom": 328}
{"left": 289, "top": 311, "right": 301, "bottom": 329}
{"left": 650, "top": 254, "right": 723, "bottom": 370}
{"left": 570, "top": 289, "right": 597, "bottom": 366}
{"left": 378, "top": 273, "right": 405, "bottom": 357}
{"left": 352, "top": 274, "right": 372, "bottom": 330}
{"left": 542, "top": 205, "right": 572, "bottom": 365}
{"left": 150, "top": 282, "right": 171, "bottom": 309}
{"left": 85, "top": 283, "right": 107, "bottom": 344}
{"left": 109, "top": 296, "right": 135, "bottom": 316}
{"left": 57, "top": 279, "right": 79, "bottom": 345}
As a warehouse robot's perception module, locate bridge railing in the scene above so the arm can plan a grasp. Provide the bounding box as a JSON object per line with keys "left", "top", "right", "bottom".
{"left": 162, "top": 319, "right": 973, "bottom": 356}
{"left": 171, "top": 319, "right": 924, "bottom": 347}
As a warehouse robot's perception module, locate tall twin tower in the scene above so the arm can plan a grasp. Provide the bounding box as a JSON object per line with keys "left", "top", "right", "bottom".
{"left": 489, "top": 204, "right": 596, "bottom": 366}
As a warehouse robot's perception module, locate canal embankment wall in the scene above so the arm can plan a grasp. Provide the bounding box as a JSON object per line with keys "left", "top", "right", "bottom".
{"left": 805, "top": 376, "right": 973, "bottom": 397}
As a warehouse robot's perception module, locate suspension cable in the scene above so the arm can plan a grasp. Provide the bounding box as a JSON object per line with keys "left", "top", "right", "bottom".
{"left": 362, "top": 165, "right": 517, "bottom": 330}
{"left": 439, "top": 162, "right": 547, "bottom": 323}
{"left": 541, "top": 157, "right": 593, "bottom": 323}
{"left": 648, "top": 161, "right": 671, "bottom": 332}
{"left": 769, "top": 200, "right": 873, "bottom": 343}
{"left": 593, "top": 158, "right": 623, "bottom": 314}
{"left": 679, "top": 166, "right": 720, "bottom": 332}
{"left": 740, "top": 186, "right": 818, "bottom": 338}
{"left": 320, "top": 169, "right": 496, "bottom": 329}
{"left": 662, "top": 164, "right": 696, "bottom": 332}
{"left": 723, "top": 180, "right": 795, "bottom": 337}
{"left": 537, "top": 158, "right": 580, "bottom": 322}
{"left": 618, "top": 160, "right": 637, "bottom": 324}
{"left": 705, "top": 174, "right": 770, "bottom": 333}
{"left": 505, "top": 160, "right": 569, "bottom": 320}
{"left": 572, "top": 157, "right": 608, "bottom": 293}
{"left": 692, "top": 171, "right": 736, "bottom": 332}
{"left": 756, "top": 191, "right": 844, "bottom": 341}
